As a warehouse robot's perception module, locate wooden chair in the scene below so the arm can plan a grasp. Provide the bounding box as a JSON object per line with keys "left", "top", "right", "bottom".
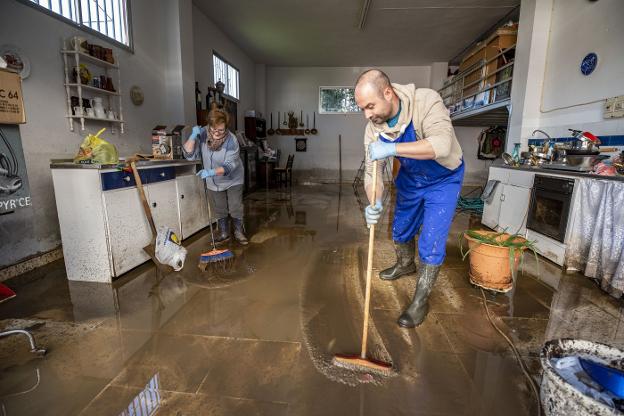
{"left": 274, "top": 154, "right": 294, "bottom": 187}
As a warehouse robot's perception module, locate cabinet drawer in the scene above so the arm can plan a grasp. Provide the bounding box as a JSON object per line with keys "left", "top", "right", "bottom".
{"left": 146, "top": 167, "right": 175, "bottom": 184}
{"left": 488, "top": 167, "right": 509, "bottom": 183}
{"left": 101, "top": 167, "right": 175, "bottom": 191}
{"left": 101, "top": 170, "right": 147, "bottom": 191}
{"left": 507, "top": 170, "right": 535, "bottom": 188}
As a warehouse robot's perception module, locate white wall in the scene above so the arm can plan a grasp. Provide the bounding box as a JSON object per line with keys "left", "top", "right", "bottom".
{"left": 0, "top": 0, "right": 172, "bottom": 269}
{"left": 192, "top": 5, "right": 256, "bottom": 130}
{"left": 0, "top": 0, "right": 256, "bottom": 271}
{"left": 265, "top": 66, "right": 431, "bottom": 182}
{"left": 509, "top": 0, "right": 623, "bottom": 150}
{"left": 539, "top": 0, "right": 624, "bottom": 137}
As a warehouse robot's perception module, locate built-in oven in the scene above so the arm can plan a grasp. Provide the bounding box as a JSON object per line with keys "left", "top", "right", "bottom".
{"left": 526, "top": 175, "right": 575, "bottom": 242}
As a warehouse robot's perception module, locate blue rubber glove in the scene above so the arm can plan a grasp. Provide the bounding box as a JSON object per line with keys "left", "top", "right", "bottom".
{"left": 368, "top": 141, "right": 397, "bottom": 161}
{"left": 364, "top": 200, "right": 383, "bottom": 225}
{"left": 189, "top": 125, "right": 203, "bottom": 141}
{"left": 196, "top": 169, "right": 216, "bottom": 179}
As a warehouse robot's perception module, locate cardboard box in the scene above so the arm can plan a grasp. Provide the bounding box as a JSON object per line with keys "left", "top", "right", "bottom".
{"left": 0, "top": 68, "right": 26, "bottom": 124}
{"left": 170, "top": 125, "right": 186, "bottom": 159}
{"left": 151, "top": 125, "right": 171, "bottom": 159}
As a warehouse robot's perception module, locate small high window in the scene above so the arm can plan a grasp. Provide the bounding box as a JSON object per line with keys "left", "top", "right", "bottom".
{"left": 319, "top": 87, "right": 361, "bottom": 114}
{"left": 213, "top": 53, "right": 240, "bottom": 100}
{"left": 27, "top": 0, "right": 131, "bottom": 47}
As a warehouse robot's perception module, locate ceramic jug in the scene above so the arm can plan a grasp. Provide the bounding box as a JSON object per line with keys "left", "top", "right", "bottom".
{"left": 91, "top": 97, "right": 105, "bottom": 118}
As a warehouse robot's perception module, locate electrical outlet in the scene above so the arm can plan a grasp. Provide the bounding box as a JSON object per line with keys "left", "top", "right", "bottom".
{"left": 604, "top": 95, "right": 624, "bottom": 118}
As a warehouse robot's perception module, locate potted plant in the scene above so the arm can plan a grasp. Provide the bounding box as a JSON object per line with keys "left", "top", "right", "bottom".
{"left": 460, "top": 230, "right": 538, "bottom": 293}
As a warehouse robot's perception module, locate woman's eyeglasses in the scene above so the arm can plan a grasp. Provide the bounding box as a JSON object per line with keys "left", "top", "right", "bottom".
{"left": 209, "top": 127, "right": 227, "bottom": 135}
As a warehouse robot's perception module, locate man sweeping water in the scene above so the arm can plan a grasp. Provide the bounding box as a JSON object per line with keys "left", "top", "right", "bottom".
{"left": 355, "top": 69, "right": 464, "bottom": 328}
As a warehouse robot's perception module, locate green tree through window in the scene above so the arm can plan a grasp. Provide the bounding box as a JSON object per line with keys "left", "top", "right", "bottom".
{"left": 319, "top": 87, "right": 361, "bottom": 114}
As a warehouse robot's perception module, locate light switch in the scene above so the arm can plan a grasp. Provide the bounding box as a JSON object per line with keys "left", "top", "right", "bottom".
{"left": 604, "top": 95, "right": 624, "bottom": 118}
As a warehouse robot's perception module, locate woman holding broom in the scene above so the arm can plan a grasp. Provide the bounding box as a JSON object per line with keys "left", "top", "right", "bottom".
{"left": 183, "top": 107, "right": 248, "bottom": 245}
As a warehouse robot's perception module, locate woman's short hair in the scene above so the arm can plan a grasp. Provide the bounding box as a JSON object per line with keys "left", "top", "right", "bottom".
{"left": 206, "top": 106, "right": 229, "bottom": 128}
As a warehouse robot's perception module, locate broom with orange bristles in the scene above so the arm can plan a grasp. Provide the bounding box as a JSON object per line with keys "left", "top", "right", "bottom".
{"left": 333, "top": 159, "right": 392, "bottom": 375}
{"left": 193, "top": 125, "right": 235, "bottom": 271}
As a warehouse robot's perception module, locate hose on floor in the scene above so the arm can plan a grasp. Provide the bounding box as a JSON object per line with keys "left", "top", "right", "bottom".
{"left": 479, "top": 288, "right": 542, "bottom": 416}
{"left": 456, "top": 196, "right": 484, "bottom": 215}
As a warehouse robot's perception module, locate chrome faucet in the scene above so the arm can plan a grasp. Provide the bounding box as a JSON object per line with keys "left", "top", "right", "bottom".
{"left": 531, "top": 129, "right": 551, "bottom": 139}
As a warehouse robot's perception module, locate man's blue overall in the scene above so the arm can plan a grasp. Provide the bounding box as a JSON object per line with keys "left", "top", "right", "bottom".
{"left": 379, "top": 121, "right": 464, "bottom": 266}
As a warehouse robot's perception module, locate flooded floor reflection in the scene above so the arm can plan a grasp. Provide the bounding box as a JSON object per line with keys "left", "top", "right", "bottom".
{"left": 1, "top": 185, "right": 623, "bottom": 415}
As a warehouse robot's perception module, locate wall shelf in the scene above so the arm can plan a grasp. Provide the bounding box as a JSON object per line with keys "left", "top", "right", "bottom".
{"left": 61, "top": 49, "right": 119, "bottom": 68}
{"left": 61, "top": 42, "right": 124, "bottom": 134}
{"left": 439, "top": 37, "right": 516, "bottom": 127}
{"left": 272, "top": 129, "right": 312, "bottom": 136}
{"left": 451, "top": 99, "right": 511, "bottom": 127}
{"left": 64, "top": 83, "right": 121, "bottom": 96}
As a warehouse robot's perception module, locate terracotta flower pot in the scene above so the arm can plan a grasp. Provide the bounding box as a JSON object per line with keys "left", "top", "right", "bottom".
{"left": 464, "top": 231, "right": 527, "bottom": 293}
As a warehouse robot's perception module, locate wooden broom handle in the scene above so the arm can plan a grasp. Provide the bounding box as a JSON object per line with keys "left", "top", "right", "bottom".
{"left": 361, "top": 160, "right": 377, "bottom": 359}
{"left": 130, "top": 161, "right": 157, "bottom": 236}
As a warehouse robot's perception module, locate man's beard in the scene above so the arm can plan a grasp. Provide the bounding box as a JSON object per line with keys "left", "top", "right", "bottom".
{"left": 371, "top": 108, "right": 393, "bottom": 125}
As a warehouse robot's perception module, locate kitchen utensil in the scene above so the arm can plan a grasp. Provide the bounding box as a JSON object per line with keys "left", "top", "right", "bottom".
{"left": 287, "top": 111, "right": 295, "bottom": 129}
{"left": 565, "top": 154, "right": 608, "bottom": 170}
{"left": 565, "top": 149, "right": 599, "bottom": 156}
{"left": 333, "top": 158, "right": 393, "bottom": 376}
{"left": 267, "top": 113, "right": 275, "bottom": 135}
{"left": 73, "top": 106, "right": 83, "bottom": 117}
{"left": 305, "top": 114, "right": 310, "bottom": 134}
{"left": 299, "top": 110, "right": 304, "bottom": 127}
{"left": 107, "top": 109, "right": 116, "bottom": 120}
{"left": 311, "top": 111, "right": 318, "bottom": 135}
{"left": 276, "top": 113, "right": 281, "bottom": 135}
{"left": 569, "top": 129, "right": 600, "bottom": 152}
{"left": 502, "top": 152, "right": 517, "bottom": 166}
{"left": 91, "top": 97, "right": 105, "bottom": 118}
{"left": 86, "top": 108, "right": 95, "bottom": 117}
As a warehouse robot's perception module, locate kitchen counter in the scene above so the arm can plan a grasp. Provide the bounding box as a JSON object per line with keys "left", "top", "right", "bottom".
{"left": 49, "top": 158, "right": 200, "bottom": 170}
{"left": 495, "top": 163, "right": 624, "bottom": 182}
{"left": 50, "top": 157, "right": 210, "bottom": 282}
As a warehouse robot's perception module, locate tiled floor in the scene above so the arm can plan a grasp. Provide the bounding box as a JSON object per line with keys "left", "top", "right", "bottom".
{"left": 1, "top": 184, "right": 623, "bottom": 415}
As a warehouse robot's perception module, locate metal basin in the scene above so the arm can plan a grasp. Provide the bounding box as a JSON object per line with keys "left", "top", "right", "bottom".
{"left": 565, "top": 154, "right": 608, "bottom": 169}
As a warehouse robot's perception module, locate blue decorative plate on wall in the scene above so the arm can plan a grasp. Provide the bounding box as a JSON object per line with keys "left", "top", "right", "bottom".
{"left": 580, "top": 53, "right": 598, "bottom": 76}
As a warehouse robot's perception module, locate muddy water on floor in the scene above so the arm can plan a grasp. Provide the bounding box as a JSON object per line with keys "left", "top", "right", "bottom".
{"left": 1, "top": 184, "right": 607, "bottom": 415}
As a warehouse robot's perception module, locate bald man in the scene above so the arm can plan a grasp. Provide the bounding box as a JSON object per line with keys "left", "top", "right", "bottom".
{"left": 355, "top": 69, "right": 464, "bottom": 328}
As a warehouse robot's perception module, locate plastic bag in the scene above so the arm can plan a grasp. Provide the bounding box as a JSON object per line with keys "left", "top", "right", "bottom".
{"left": 73, "top": 128, "right": 119, "bottom": 164}
{"left": 155, "top": 226, "right": 187, "bottom": 271}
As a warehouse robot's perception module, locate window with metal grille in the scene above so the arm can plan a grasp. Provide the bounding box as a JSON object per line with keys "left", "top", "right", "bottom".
{"left": 213, "top": 53, "right": 239, "bottom": 100}
{"left": 25, "top": 0, "right": 131, "bottom": 47}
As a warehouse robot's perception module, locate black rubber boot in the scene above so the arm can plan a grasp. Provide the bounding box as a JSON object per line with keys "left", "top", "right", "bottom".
{"left": 214, "top": 217, "right": 230, "bottom": 243}
{"left": 232, "top": 218, "right": 248, "bottom": 245}
{"left": 379, "top": 239, "right": 417, "bottom": 281}
{"left": 398, "top": 263, "right": 441, "bottom": 328}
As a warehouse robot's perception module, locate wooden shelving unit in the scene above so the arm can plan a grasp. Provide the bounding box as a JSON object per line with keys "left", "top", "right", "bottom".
{"left": 438, "top": 28, "right": 517, "bottom": 127}
{"left": 61, "top": 43, "right": 124, "bottom": 134}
